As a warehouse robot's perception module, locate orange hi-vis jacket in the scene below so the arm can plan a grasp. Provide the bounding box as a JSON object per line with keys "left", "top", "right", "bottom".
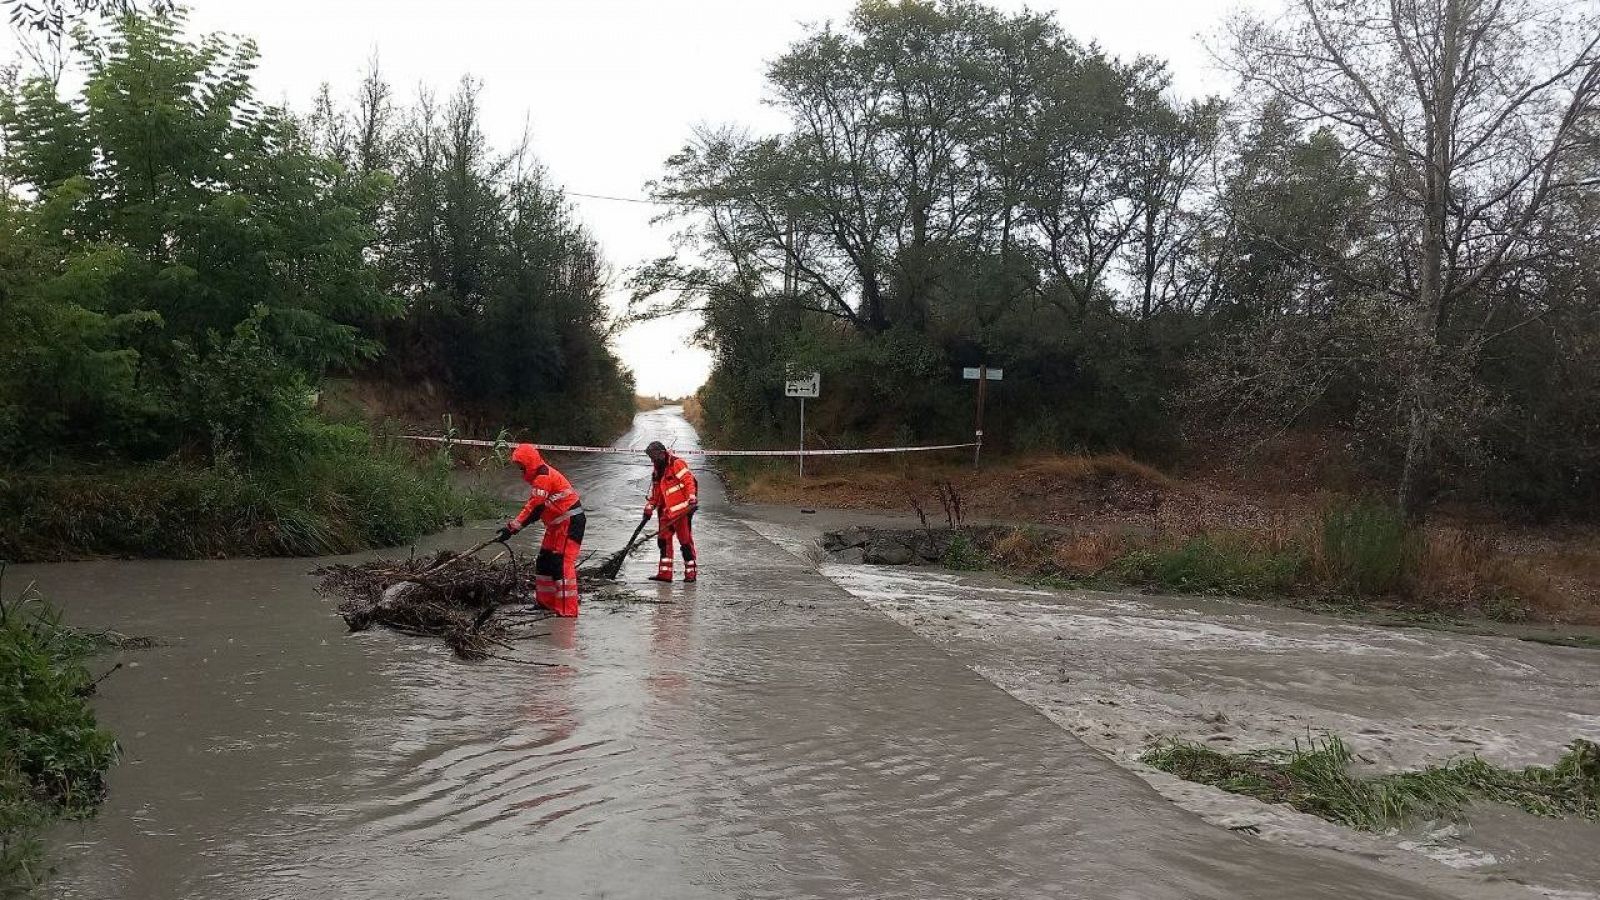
{"left": 645, "top": 452, "right": 698, "bottom": 524}
{"left": 510, "top": 444, "right": 582, "bottom": 531}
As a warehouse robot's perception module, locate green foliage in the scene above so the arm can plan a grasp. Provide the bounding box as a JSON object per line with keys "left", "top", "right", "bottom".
{"left": 942, "top": 532, "right": 986, "bottom": 571}
{"left": 1114, "top": 536, "right": 1305, "bottom": 596}
{"left": 643, "top": 0, "right": 1600, "bottom": 521}
{"left": 1320, "top": 497, "right": 1414, "bottom": 596}
{"left": 0, "top": 10, "right": 623, "bottom": 562}
{"left": 637, "top": 2, "right": 1204, "bottom": 459}
{"left": 0, "top": 11, "right": 394, "bottom": 467}
{"left": 352, "top": 76, "right": 635, "bottom": 444}
{"left": 4, "top": 1, "right": 172, "bottom": 37}
{"left": 0, "top": 440, "right": 487, "bottom": 561}
{"left": 173, "top": 307, "right": 314, "bottom": 466}
{"left": 0, "top": 584, "right": 119, "bottom": 893}
{"left": 1142, "top": 735, "right": 1600, "bottom": 832}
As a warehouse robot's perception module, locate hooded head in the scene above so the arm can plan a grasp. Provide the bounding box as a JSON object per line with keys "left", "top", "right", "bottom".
{"left": 645, "top": 441, "right": 668, "bottom": 467}
{"left": 510, "top": 443, "right": 544, "bottom": 483}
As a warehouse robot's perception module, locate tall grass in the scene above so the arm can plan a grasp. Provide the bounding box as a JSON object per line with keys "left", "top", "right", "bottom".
{"left": 1, "top": 582, "right": 119, "bottom": 892}
{"left": 1115, "top": 534, "right": 1305, "bottom": 596}
{"left": 0, "top": 436, "right": 491, "bottom": 561}
{"left": 1318, "top": 497, "right": 1414, "bottom": 596}
{"left": 942, "top": 532, "right": 988, "bottom": 571}
{"left": 1143, "top": 734, "right": 1600, "bottom": 832}
{"left": 932, "top": 494, "right": 1557, "bottom": 619}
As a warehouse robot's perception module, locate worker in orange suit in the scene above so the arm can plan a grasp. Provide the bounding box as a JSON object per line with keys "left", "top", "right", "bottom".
{"left": 642, "top": 441, "right": 698, "bottom": 583}
{"left": 497, "top": 443, "right": 585, "bottom": 616}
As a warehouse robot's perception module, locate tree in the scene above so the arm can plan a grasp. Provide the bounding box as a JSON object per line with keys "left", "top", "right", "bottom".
{"left": 634, "top": 0, "right": 1211, "bottom": 451}
{"left": 5, "top": 0, "right": 169, "bottom": 34}
{"left": 349, "top": 73, "right": 633, "bottom": 441}
{"left": 1, "top": 11, "right": 394, "bottom": 463}
{"left": 1227, "top": 0, "right": 1600, "bottom": 513}
{"left": 1122, "top": 98, "right": 1222, "bottom": 321}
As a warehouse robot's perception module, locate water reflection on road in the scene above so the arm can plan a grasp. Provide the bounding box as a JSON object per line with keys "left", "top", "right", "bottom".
{"left": 28, "top": 409, "right": 1459, "bottom": 899}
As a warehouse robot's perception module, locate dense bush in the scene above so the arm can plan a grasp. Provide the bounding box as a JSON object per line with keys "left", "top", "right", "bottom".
{"left": 0, "top": 439, "right": 481, "bottom": 560}
{"left": 0, "top": 588, "right": 119, "bottom": 892}
{"left": 1318, "top": 498, "right": 1414, "bottom": 596}
{"left": 1115, "top": 536, "right": 1305, "bottom": 597}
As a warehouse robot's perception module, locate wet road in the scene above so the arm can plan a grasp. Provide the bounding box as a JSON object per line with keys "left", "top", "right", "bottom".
{"left": 26, "top": 408, "right": 1461, "bottom": 898}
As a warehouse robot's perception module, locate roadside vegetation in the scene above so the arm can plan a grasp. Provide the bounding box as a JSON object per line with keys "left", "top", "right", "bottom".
{"left": 638, "top": 0, "right": 1600, "bottom": 526}
{"left": 0, "top": 581, "right": 119, "bottom": 893}
{"left": 961, "top": 501, "right": 1567, "bottom": 623}
{"left": 784, "top": 452, "right": 1594, "bottom": 624}
{"left": 0, "top": 437, "right": 486, "bottom": 562}
{"left": 0, "top": 10, "right": 630, "bottom": 561}
{"left": 1142, "top": 735, "right": 1600, "bottom": 833}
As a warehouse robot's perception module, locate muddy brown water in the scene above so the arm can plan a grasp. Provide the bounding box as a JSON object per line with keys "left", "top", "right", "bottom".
{"left": 20, "top": 409, "right": 1462, "bottom": 898}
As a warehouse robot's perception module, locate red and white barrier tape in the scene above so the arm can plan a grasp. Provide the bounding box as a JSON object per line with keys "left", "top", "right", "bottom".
{"left": 404, "top": 435, "right": 977, "bottom": 457}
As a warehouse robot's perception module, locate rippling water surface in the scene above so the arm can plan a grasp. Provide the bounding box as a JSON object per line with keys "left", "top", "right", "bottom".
{"left": 26, "top": 410, "right": 1454, "bottom": 899}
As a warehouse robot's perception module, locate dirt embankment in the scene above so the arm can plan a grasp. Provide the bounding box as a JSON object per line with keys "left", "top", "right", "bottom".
{"left": 729, "top": 452, "right": 1600, "bottom": 627}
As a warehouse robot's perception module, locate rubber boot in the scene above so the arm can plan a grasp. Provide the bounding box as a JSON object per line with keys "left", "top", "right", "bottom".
{"left": 648, "top": 557, "right": 673, "bottom": 583}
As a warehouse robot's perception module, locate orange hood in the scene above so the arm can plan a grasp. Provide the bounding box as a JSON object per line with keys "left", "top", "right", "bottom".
{"left": 511, "top": 443, "right": 545, "bottom": 483}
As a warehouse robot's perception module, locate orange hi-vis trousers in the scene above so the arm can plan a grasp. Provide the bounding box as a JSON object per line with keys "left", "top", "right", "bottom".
{"left": 535, "top": 513, "right": 585, "bottom": 616}
{"left": 654, "top": 511, "right": 697, "bottom": 582}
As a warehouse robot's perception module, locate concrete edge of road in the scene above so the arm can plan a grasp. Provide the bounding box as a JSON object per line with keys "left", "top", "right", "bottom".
{"left": 726, "top": 505, "right": 1550, "bottom": 900}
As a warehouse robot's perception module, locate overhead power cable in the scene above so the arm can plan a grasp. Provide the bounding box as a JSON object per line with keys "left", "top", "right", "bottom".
{"left": 565, "top": 190, "right": 675, "bottom": 205}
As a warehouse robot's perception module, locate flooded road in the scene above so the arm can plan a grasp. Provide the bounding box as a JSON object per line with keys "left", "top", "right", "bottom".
{"left": 24, "top": 409, "right": 1479, "bottom": 898}
{"left": 740, "top": 514, "right": 1600, "bottom": 898}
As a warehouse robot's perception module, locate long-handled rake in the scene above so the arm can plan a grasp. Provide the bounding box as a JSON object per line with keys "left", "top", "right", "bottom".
{"left": 589, "top": 519, "right": 657, "bottom": 580}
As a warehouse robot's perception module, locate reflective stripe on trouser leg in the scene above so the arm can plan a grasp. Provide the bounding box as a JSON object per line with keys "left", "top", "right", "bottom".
{"left": 667, "top": 513, "right": 697, "bottom": 580}
{"left": 534, "top": 575, "right": 557, "bottom": 607}
{"left": 557, "top": 535, "right": 582, "bottom": 615}
{"left": 656, "top": 528, "right": 674, "bottom": 579}
{"left": 539, "top": 519, "right": 581, "bottom": 617}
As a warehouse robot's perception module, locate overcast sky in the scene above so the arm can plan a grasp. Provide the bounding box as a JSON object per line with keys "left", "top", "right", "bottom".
{"left": 3, "top": 0, "right": 1259, "bottom": 396}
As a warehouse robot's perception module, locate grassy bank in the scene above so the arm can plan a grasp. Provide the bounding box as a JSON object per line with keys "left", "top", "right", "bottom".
{"left": 732, "top": 452, "right": 1594, "bottom": 624}
{"left": 948, "top": 503, "right": 1561, "bottom": 623}
{"left": 0, "top": 435, "right": 491, "bottom": 562}
{"left": 1142, "top": 735, "right": 1600, "bottom": 832}
{"left": 1, "top": 583, "right": 119, "bottom": 893}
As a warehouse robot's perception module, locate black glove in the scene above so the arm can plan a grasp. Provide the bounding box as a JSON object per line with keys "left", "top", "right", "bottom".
{"left": 495, "top": 525, "right": 515, "bottom": 543}
{"left": 642, "top": 509, "right": 653, "bottom": 524}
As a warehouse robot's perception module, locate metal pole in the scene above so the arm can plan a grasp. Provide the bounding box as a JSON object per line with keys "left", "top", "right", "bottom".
{"left": 974, "top": 365, "right": 987, "bottom": 470}
{"left": 799, "top": 396, "right": 806, "bottom": 480}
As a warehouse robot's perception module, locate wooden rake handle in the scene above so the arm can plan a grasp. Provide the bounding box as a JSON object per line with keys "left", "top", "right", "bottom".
{"left": 423, "top": 535, "right": 502, "bottom": 575}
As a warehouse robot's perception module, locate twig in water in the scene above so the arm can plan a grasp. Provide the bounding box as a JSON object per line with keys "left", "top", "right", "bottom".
{"left": 87, "top": 662, "right": 123, "bottom": 691}
{"left": 481, "top": 652, "right": 566, "bottom": 668}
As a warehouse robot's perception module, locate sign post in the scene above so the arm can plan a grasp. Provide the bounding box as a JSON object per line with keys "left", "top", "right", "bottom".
{"left": 784, "top": 371, "right": 821, "bottom": 478}
{"left": 962, "top": 365, "right": 1003, "bottom": 469}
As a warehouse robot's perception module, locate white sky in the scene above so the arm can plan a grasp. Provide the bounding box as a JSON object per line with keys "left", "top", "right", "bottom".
{"left": 3, "top": 0, "right": 1258, "bottom": 397}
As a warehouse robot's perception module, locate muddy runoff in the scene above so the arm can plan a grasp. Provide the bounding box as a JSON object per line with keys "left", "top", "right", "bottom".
{"left": 20, "top": 409, "right": 1484, "bottom": 899}
{"left": 742, "top": 510, "right": 1600, "bottom": 898}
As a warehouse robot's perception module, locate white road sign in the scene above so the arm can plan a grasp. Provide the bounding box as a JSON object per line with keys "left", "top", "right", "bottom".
{"left": 962, "top": 367, "right": 1003, "bottom": 381}
{"left": 785, "top": 372, "right": 821, "bottom": 398}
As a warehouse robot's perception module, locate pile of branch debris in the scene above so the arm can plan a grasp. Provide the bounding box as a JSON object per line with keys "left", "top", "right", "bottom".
{"left": 314, "top": 550, "right": 634, "bottom": 660}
